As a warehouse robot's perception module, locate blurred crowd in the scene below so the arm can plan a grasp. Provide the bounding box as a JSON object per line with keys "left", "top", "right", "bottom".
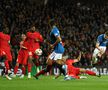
{"left": 0, "top": 0, "right": 108, "bottom": 67}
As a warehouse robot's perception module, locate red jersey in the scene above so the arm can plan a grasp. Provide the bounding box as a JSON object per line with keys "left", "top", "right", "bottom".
{"left": 0, "top": 32, "right": 10, "bottom": 50}
{"left": 17, "top": 40, "right": 28, "bottom": 65}
{"left": 66, "top": 59, "right": 80, "bottom": 79}
{"left": 24, "top": 31, "right": 43, "bottom": 52}
{"left": 0, "top": 32, "right": 12, "bottom": 61}
{"left": 33, "top": 32, "right": 43, "bottom": 51}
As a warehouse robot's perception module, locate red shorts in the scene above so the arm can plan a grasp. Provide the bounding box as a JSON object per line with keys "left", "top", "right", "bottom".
{"left": 17, "top": 49, "right": 28, "bottom": 65}
{"left": 68, "top": 67, "right": 80, "bottom": 79}
{"left": 0, "top": 48, "right": 12, "bottom": 61}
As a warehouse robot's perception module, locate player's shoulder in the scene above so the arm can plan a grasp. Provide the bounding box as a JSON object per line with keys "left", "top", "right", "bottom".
{"left": 52, "top": 26, "right": 60, "bottom": 34}
{"left": 0, "top": 32, "right": 3, "bottom": 37}
{"left": 27, "top": 32, "right": 30, "bottom": 35}
{"left": 0, "top": 32, "right": 3, "bottom": 34}
{"left": 66, "top": 59, "right": 74, "bottom": 62}
{"left": 98, "top": 34, "right": 104, "bottom": 39}
{"left": 34, "top": 31, "right": 40, "bottom": 35}
{"left": 98, "top": 34, "right": 104, "bottom": 37}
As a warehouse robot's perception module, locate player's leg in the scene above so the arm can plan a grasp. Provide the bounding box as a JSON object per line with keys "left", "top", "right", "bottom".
{"left": 92, "top": 48, "right": 99, "bottom": 66}
{"left": 13, "top": 62, "right": 19, "bottom": 77}
{"left": 80, "top": 68, "right": 101, "bottom": 77}
{"left": 27, "top": 52, "right": 33, "bottom": 78}
{"left": 34, "top": 65, "right": 52, "bottom": 79}
{"left": 92, "top": 47, "right": 106, "bottom": 67}
{"left": 13, "top": 52, "right": 23, "bottom": 77}
{"left": 53, "top": 62, "right": 66, "bottom": 76}
{"left": 4, "top": 51, "right": 13, "bottom": 80}
{"left": 4, "top": 60, "right": 12, "bottom": 80}
{"left": 53, "top": 53, "right": 66, "bottom": 76}
{"left": 33, "top": 54, "right": 40, "bottom": 73}
{"left": 46, "top": 52, "right": 56, "bottom": 65}
{"left": 0, "top": 51, "right": 6, "bottom": 76}
{"left": 34, "top": 52, "right": 55, "bottom": 78}
{"left": 20, "top": 65, "right": 26, "bottom": 78}
{"left": 20, "top": 51, "right": 28, "bottom": 78}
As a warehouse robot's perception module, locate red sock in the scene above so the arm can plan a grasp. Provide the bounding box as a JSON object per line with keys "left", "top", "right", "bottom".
{"left": 28, "top": 63, "right": 32, "bottom": 73}
{"left": 85, "top": 70, "right": 96, "bottom": 76}
{"left": 36, "top": 65, "right": 52, "bottom": 77}
{"left": 36, "top": 70, "right": 45, "bottom": 77}
{"left": 22, "top": 66, "right": 26, "bottom": 75}
{"left": 4, "top": 60, "right": 10, "bottom": 74}
{"left": 14, "top": 66, "right": 18, "bottom": 74}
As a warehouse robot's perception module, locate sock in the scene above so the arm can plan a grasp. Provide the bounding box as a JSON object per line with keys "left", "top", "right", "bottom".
{"left": 54, "top": 63, "right": 66, "bottom": 76}
{"left": 85, "top": 70, "right": 96, "bottom": 76}
{"left": 28, "top": 63, "right": 32, "bottom": 73}
{"left": 36, "top": 67, "right": 40, "bottom": 73}
{"left": 22, "top": 66, "right": 26, "bottom": 75}
{"left": 14, "top": 66, "right": 18, "bottom": 74}
{"left": 35, "top": 70, "right": 45, "bottom": 77}
{"left": 35, "top": 65, "right": 52, "bottom": 77}
{"left": 4, "top": 60, "right": 10, "bottom": 74}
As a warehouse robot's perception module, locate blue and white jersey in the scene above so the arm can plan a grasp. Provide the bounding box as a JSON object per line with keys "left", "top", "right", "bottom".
{"left": 50, "top": 26, "right": 64, "bottom": 53}
{"left": 97, "top": 34, "right": 108, "bottom": 46}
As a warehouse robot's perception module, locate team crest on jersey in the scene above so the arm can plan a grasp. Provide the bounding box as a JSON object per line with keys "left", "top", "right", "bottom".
{"left": 103, "top": 41, "right": 108, "bottom": 44}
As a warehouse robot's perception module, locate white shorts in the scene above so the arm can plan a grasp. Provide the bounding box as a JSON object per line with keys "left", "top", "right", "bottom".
{"left": 93, "top": 46, "right": 106, "bottom": 57}
{"left": 49, "top": 51, "right": 63, "bottom": 61}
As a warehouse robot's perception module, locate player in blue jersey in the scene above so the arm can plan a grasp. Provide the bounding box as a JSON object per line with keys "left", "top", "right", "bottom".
{"left": 92, "top": 31, "right": 108, "bottom": 66}
{"left": 46, "top": 25, "right": 64, "bottom": 65}
{"left": 34, "top": 20, "right": 66, "bottom": 79}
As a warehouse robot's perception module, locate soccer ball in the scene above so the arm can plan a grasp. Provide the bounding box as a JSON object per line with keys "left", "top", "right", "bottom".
{"left": 35, "top": 49, "right": 42, "bottom": 56}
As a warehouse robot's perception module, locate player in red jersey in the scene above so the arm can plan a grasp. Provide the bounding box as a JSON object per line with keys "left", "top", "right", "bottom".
{"left": 13, "top": 34, "right": 28, "bottom": 78}
{"left": 0, "top": 27, "right": 12, "bottom": 80}
{"left": 62, "top": 52, "right": 101, "bottom": 80}
{"left": 24, "top": 25, "right": 43, "bottom": 78}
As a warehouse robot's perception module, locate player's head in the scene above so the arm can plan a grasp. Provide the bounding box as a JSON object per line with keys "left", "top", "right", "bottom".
{"left": 50, "top": 19, "right": 57, "bottom": 27}
{"left": 3, "top": 27, "right": 9, "bottom": 34}
{"left": 30, "top": 25, "right": 36, "bottom": 32}
{"left": 21, "top": 34, "right": 26, "bottom": 41}
{"left": 105, "top": 31, "right": 108, "bottom": 39}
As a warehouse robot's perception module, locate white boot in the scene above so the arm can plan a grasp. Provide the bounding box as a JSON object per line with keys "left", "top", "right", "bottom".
{"left": 5, "top": 75, "right": 12, "bottom": 80}
{"left": 20, "top": 74, "right": 24, "bottom": 78}
{"left": 28, "top": 73, "right": 31, "bottom": 78}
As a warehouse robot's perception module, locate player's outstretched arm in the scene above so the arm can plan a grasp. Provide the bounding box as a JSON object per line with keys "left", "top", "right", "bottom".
{"left": 74, "top": 52, "right": 82, "bottom": 63}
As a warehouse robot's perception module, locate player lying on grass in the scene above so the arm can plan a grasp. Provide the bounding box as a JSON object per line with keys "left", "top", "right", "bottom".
{"left": 55, "top": 52, "right": 101, "bottom": 80}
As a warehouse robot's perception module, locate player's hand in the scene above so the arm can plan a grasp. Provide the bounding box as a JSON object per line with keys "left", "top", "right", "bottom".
{"left": 50, "top": 44, "right": 54, "bottom": 49}
{"left": 100, "top": 48, "right": 104, "bottom": 54}
{"left": 35, "top": 38, "right": 39, "bottom": 42}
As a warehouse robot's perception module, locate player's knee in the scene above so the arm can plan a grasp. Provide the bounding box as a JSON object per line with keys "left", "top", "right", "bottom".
{"left": 46, "top": 59, "right": 53, "bottom": 65}
{"left": 16, "top": 63, "right": 19, "bottom": 66}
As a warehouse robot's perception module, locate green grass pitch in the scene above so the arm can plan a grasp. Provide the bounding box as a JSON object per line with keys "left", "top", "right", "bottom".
{"left": 0, "top": 75, "right": 108, "bottom": 90}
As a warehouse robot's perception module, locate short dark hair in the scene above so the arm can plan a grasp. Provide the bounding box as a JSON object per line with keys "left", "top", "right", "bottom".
{"left": 50, "top": 19, "right": 56, "bottom": 26}
{"left": 105, "top": 31, "right": 108, "bottom": 36}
